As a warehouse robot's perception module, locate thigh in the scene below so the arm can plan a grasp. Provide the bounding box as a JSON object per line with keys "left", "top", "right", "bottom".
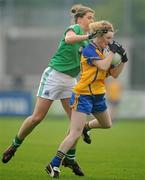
{"left": 93, "top": 109, "right": 112, "bottom": 127}
{"left": 61, "top": 98, "right": 71, "bottom": 119}
{"left": 33, "top": 97, "right": 53, "bottom": 119}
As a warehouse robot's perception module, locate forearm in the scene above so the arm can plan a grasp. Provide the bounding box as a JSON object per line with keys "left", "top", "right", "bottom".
{"left": 93, "top": 52, "right": 114, "bottom": 71}
{"left": 110, "top": 62, "right": 124, "bottom": 78}
{"left": 65, "top": 34, "right": 89, "bottom": 44}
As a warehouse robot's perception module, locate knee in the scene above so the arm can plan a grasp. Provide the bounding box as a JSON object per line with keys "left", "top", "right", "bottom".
{"left": 69, "top": 132, "right": 81, "bottom": 142}
{"left": 103, "top": 122, "right": 112, "bottom": 129}
{"left": 30, "top": 115, "right": 44, "bottom": 126}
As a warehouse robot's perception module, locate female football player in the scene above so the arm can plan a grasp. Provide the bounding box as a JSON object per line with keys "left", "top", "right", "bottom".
{"left": 2, "top": 4, "right": 96, "bottom": 176}
{"left": 46, "top": 20, "right": 128, "bottom": 178}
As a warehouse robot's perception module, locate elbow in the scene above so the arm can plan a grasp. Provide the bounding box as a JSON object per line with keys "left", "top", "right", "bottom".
{"left": 112, "top": 73, "right": 119, "bottom": 78}
{"left": 97, "top": 64, "right": 108, "bottom": 71}
{"left": 65, "top": 37, "right": 74, "bottom": 44}
{"left": 114, "top": 75, "right": 119, "bottom": 79}
{"left": 65, "top": 39, "right": 71, "bottom": 44}
{"left": 100, "top": 66, "right": 108, "bottom": 71}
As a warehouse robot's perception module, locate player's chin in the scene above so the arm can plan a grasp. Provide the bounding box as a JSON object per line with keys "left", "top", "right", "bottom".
{"left": 104, "top": 44, "right": 108, "bottom": 48}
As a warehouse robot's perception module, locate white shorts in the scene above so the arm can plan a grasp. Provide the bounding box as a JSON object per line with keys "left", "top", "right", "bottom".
{"left": 37, "top": 67, "right": 77, "bottom": 100}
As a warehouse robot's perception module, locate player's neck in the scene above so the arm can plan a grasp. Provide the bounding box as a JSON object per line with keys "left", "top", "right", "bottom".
{"left": 91, "top": 41, "right": 103, "bottom": 52}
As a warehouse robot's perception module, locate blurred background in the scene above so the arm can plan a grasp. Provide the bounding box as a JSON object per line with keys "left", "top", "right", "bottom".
{"left": 0, "top": 0, "right": 145, "bottom": 119}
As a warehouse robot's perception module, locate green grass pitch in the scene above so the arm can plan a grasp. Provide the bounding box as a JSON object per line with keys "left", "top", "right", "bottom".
{"left": 0, "top": 117, "right": 145, "bottom": 180}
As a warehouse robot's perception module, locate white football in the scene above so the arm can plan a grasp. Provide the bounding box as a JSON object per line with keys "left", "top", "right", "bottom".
{"left": 111, "top": 53, "right": 121, "bottom": 66}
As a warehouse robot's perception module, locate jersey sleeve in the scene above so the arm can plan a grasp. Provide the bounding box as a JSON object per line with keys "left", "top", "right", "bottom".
{"left": 82, "top": 45, "right": 101, "bottom": 66}
{"left": 65, "top": 24, "right": 82, "bottom": 35}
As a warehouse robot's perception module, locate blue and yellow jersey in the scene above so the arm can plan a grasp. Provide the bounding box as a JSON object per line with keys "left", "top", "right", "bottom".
{"left": 73, "top": 42, "right": 108, "bottom": 95}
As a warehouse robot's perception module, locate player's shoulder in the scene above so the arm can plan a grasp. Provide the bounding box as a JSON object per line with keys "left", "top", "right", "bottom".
{"left": 69, "top": 24, "right": 80, "bottom": 29}
{"left": 82, "top": 43, "right": 97, "bottom": 57}
{"left": 67, "top": 24, "right": 82, "bottom": 34}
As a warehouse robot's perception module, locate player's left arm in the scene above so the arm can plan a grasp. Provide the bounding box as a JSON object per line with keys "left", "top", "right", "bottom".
{"left": 109, "top": 62, "right": 125, "bottom": 78}
{"left": 108, "top": 42, "right": 128, "bottom": 78}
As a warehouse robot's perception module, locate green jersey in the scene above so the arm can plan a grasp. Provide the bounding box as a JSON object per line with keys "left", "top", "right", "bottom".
{"left": 49, "top": 24, "right": 89, "bottom": 77}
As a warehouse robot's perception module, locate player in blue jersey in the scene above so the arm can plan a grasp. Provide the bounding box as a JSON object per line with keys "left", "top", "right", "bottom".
{"left": 45, "top": 20, "right": 128, "bottom": 178}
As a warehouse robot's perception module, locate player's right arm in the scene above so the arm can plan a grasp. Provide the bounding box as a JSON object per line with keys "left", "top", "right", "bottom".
{"left": 82, "top": 45, "right": 115, "bottom": 71}
{"left": 65, "top": 30, "right": 88, "bottom": 44}
{"left": 92, "top": 52, "right": 114, "bottom": 71}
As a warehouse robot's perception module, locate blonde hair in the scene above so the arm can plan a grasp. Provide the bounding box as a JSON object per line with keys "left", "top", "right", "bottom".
{"left": 71, "top": 4, "right": 95, "bottom": 23}
{"left": 89, "top": 20, "right": 114, "bottom": 37}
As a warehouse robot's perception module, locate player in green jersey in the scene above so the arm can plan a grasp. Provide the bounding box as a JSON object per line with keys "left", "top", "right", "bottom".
{"left": 2, "top": 4, "right": 96, "bottom": 176}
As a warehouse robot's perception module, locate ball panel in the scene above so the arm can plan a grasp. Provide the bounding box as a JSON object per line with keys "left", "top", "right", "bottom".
{"left": 111, "top": 53, "right": 121, "bottom": 66}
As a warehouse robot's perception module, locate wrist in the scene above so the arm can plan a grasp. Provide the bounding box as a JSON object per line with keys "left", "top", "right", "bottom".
{"left": 110, "top": 50, "right": 115, "bottom": 54}
{"left": 121, "top": 60, "right": 126, "bottom": 63}
{"left": 121, "top": 58, "right": 127, "bottom": 63}
{"left": 88, "top": 33, "right": 92, "bottom": 39}
{"left": 121, "top": 55, "right": 128, "bottom": 63}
